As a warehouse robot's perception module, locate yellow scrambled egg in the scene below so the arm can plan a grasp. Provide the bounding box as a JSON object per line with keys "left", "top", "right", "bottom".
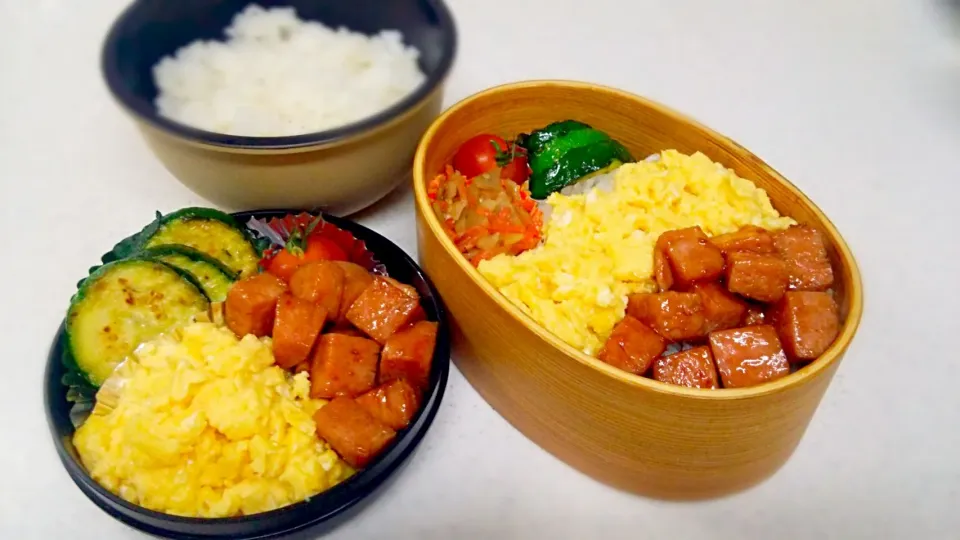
{"left": 73, "top": 322, "right": 352, "bottom": 518}
{"left": 478, "top": 150, "right": 796, "bottom": 356}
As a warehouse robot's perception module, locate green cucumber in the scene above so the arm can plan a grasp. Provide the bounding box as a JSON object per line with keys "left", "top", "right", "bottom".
{"left": 65, "top": 259, "right": 209, "bottom": 388}
{"left": 140, "top": 245, "right": 238, "bottom": 302}
{"left": 529, "top": 139, "right": 634, "bottom": 199}
{"left": 103, "top": 208, "right": 261, "bottom": 278}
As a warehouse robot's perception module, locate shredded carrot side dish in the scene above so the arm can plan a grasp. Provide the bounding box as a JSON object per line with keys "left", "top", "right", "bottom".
{"left": 429, "top": 165, "right": 543, "bottom": 266}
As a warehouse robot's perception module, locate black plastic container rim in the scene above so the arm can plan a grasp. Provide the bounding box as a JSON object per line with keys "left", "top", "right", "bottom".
{"left": 100, "top": 0, "right": 458, "bottom": 151}
{"left": 45, "top": 210, "right": 451, "bottom": 539}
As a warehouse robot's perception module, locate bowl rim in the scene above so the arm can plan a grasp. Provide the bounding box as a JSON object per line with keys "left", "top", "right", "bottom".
{"left": 44, "top": 209, "right": 451, "bottom": 537}
{"left": 100, "top": 0, "right": 458, "bottom": 151}
{"left": 412, "top": 79, "right": 864, "bottom": 401}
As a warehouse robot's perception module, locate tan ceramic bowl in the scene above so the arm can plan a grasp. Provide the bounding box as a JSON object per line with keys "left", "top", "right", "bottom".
{"left": 412, "top": 80, "right": 863, "bottom": 500}
{"left": 101, "top": 0, "right": 457, "bottom": 215}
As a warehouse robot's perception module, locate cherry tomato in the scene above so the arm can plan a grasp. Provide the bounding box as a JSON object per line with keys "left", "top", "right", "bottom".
{"left": 500, "top": 150, "right": 530, "bottom": 184}
{"left": 266, "top": 236, "right": 348, "bottom": 281}
{"left": 452, "top": 134, "right": 509, "bottom": 178}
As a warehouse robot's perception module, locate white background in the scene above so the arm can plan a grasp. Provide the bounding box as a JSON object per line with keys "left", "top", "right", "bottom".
{"left": 2, "top": 0, "right": 959, "bottom": 538}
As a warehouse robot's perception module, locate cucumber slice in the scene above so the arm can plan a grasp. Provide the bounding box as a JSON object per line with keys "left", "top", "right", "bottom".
{"left": 65, "top": 259, "right": 209, "bottom": 387}
{"left": 140, "top": 245, "right": 238, "bottom": 302}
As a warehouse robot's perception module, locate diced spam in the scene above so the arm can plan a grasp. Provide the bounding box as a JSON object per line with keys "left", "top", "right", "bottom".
{"left": 710, "top": 225, "right": 776, "bottom": 256}
{"left": 225, "top": 273, "right": 288, "bottom": 338}
{"left": 773, "top": 225, "right": 835, "bottom": 291}
{"left": 313, "top": 397, "right": 396, "bottom": 469}
{"left": 310, "top": 334, "right": 381, "bottom": 399}
{"left": 627, "top": 292, "right": 705, "bottom": 342}
{"left": 771, "top": 291, "right": 840, "bottom": 360}
{"left": 655, "top": 227, "right": 725, "bottom": 289}
{"left": 653, "top": 346, "right": 719, "bottom": 389}
{"left": 597, "top": 316, "right": 666, "bottom": 375}
{"left": 346, "top": 277, "right": 421, "bottom": 343}
{"left": 653, "top": 247, "right": 674, "bottom": 291}
{"left": 355, "top": 379, "right": 421, "bottom": 431}
{"left": 692, "top": 282, "right": 748, "bottom": 334}
{"left": 272, "top": 293, "right": 327, "bottom": 369}
{"left": 725, "top": 251, "right": 789, "bottom": 303}
{"left": 379, "top": 321, "right": 438, "bottom": 390}
{"left": 290, "top": 261, "right": 345, "bottom": 320}
{"left": 333, "top": 261, "right": 374, "bottom": 323}
{"left": 708, "top": 325, "right": 789, "bottom": 388}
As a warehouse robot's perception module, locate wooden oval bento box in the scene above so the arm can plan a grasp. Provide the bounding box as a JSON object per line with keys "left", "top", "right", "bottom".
{"left": 411, "top": 80, "right": 863, "bottom": 500}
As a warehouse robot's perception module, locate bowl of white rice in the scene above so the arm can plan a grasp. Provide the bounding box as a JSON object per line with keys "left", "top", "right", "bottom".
{"left": 102, "top": 0, "right": 457, "bottom": 215}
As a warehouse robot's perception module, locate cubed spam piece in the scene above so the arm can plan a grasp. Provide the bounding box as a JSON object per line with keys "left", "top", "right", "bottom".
{"left": 225, "top": 273, "right": 288, "bottom": 338}
{"left": 313, "top": 397, "right": 396, "bottom": 469}
{"left": 597, "top": 316, "right": 666, "bottom": 375}
{"left": 272, "top": 293, "right": 328, "bottom": 369}
{"left": 346, "top": 277, "right": 421, "bottom": 343}
{"left": 355, "top": 379, "right": 421, "bottom": 431}
{"left": 725, "top": 251, "right": 789, "bottom": 303}
{"left": 627, "top": 292, "right": 705, "bottom": 341}
{"left": 290, "top": 261, "right": 345, "bottom": 320}
{"left": 654, "top": 227, "right": 725, "bottom": 290}
{"left": 742, "top": 304, "right": 767, "bottom": 326}
{"left": 310, "top": 333, "right": 381, "bottom": 399}
{"left": 333, "top": 261, "right": 374, "bottom": 323}
{"left": 710, "top": 225, "right": 776, "bottom": 256}
{"left": 380, "top": 321, "right": 438, "bottom": 390}
{"left": 653, "top": 346, "right": 719, "bottom": 389}
{"left": 773, "top": 225, "right": 835, "bottom": 291}
{"left": 772, "top": 291, "right": 840, "bottom": 360}
{"left": 692, "top": 282, "right": 747, "bottom": 334}
{"left": 708, "top": 325, "right": 790, "bottom": 388}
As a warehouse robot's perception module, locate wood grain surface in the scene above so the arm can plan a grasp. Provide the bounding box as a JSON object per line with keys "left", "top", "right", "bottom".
{"left": 412, "top": 81, "right": 863, "bottom": 500}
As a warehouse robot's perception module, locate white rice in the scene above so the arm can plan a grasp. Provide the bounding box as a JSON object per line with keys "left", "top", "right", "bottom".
{"left": 152, "top": 4, "right": 426, "bottom": 137}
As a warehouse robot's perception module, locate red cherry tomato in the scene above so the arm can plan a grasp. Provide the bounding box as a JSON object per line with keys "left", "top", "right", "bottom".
{"left": 266, "top": 236, "right": 348, "bottom": 281}
{"left": 500, "top": 151, "right": 530, "bottom": 185}
{"left": 452, "top": 134, "right": 509, "bottom": 178}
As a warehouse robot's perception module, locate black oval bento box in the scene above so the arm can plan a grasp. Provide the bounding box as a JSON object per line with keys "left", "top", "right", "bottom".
{"left": 44, "top": 210, "right": 450, "bottom": 539}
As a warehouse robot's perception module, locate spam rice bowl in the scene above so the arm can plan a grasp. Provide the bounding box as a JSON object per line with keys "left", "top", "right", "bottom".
{"left": 44, "top": 209, "right": 449, "bottom": 539}
{"left": 413, "top": 81, "right": 862, "bottom": 499}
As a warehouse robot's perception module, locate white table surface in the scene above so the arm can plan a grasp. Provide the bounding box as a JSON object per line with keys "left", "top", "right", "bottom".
{"left": 3, "top": 0, "right": 960, "bottom": 538}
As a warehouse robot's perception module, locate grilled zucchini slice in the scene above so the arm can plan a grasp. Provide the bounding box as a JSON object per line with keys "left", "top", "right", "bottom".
{"left": 102, "top": 208, "right": 261, "bottom": 278}
{"left": 65, "top": 259, "right": 209, "bottom": 387}
{"left": 140, "top": 245, "right": 237, "bottom": 302}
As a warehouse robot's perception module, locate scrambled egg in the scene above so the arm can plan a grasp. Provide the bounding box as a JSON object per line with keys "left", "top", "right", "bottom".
{"left": 478, "top": 150, "right": 796, "bottom": 355}
{"left": 73, "top": 322, "right": 352, "bottom": 518}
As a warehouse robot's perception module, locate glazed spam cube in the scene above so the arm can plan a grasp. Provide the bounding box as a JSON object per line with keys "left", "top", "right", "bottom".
{"left": 598, "top": 316, "right": 666, "bottom": 375}
{"left": 773, "top": 225, "right": 835, "bottom": 291}
{"left": 692, "top": 282, "right": 748, "bottom": 334}
{"left": 654, "top": 226, "right": 725, "bottom": 290}
{"left": 771, "top": 291, "right": 840, "bottom": 360}
{"left": 314, "top": 397, "right": 397, "bottom": 469}
{"left": 627, "top": 292, "right": 705, "bottom": 342}
{"left": 310, "top": 334, "right": 381, "bottom": 399}
{"left": 225, "top": 272, "right": 288, "bottom": 338}
{"left": 290, "top": 261, "right": 345, "bottom": 319}
{"left": 710, "top": 225, "right": 775, "bottom": 256}
{"left": 708, "top": 325, "right": 789, "bottom": 388}
{"left": 380, "top": 321, "right": 438, "bottom": 390}
{"left": 653, "top": 346, "right": 719, "bottom": 389}
{"left": 355, "top": 379, "right": 421, "bottom": 430}
{"left": 724, "top": 251, "right": 789, "bottom": 303}
{"left": 272, "top": 293, "right": 328, "bottom": 369}
{"left": 347, "top": 277, "right": 422, "bottom": 344}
